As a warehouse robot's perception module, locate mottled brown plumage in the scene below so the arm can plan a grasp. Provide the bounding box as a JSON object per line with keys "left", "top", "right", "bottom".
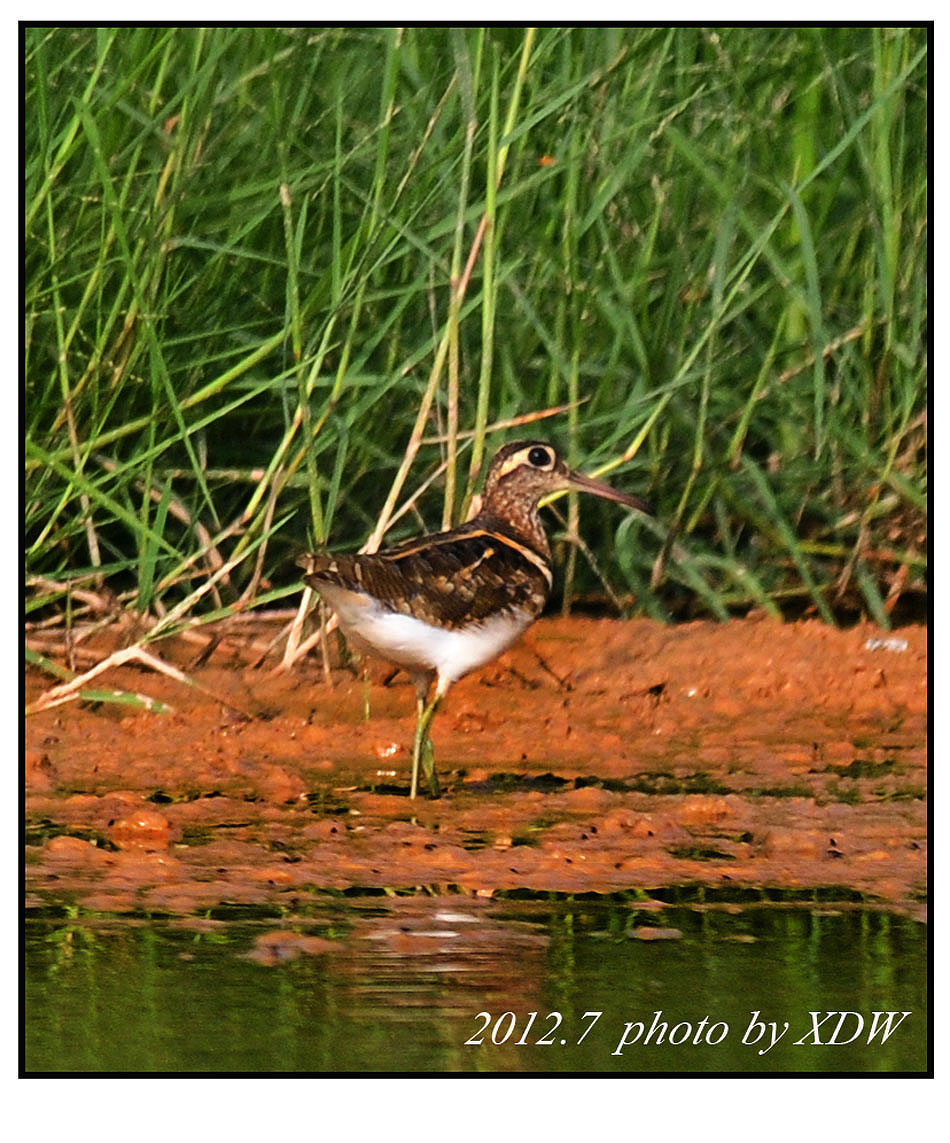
{"left": 300, "top": 441, "right": 650, "bottom": 798}
{"left": 302, "top": 520, "right": 550, "bottom": 629}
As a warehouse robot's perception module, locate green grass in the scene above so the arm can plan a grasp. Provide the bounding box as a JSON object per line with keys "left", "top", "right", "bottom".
{"left": 25, "top": 26, "right": 928, "bottom": 657}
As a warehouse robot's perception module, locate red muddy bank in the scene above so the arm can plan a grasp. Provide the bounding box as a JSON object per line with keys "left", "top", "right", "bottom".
{"left": 25, "top": 617, "right": 927, "bottom": 920}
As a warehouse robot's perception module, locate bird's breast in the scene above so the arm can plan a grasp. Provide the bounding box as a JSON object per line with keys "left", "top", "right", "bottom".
{"left": 313, "top": 581, "right": 537, "bottom": 685}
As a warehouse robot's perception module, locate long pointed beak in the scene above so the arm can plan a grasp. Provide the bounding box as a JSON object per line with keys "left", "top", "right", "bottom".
{"left": 566, "top": 468, "right": 653, "bottom": 515}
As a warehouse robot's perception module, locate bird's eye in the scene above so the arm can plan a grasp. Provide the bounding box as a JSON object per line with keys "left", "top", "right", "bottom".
{"left": 527, "top": 446, "right": 551, "bottom": 468}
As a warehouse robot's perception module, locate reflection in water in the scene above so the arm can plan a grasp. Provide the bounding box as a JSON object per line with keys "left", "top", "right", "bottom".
{"left": 24, "top": 895, "right": 927, "bottom": 1074}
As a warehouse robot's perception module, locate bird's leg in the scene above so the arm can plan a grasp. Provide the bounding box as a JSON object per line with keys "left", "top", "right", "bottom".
{"left": 410, "top": 674, "right": 441, "bottom": 800}
{"left": 416, "top": 695, "right": 442, "bottom": 799}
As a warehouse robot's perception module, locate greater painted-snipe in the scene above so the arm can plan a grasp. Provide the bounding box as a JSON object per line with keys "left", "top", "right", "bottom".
{"left": 300, "top": 441, "right": 651, "bottom": 798}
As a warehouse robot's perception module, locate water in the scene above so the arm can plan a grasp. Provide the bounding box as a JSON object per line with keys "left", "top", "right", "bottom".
{"left": 24, "top": 894, "right": 928, "bottom": 1074}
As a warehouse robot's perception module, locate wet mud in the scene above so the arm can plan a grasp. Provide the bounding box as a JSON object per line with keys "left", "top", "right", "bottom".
{"left": 25, "top": 617, "right": 928, "bottom": 921}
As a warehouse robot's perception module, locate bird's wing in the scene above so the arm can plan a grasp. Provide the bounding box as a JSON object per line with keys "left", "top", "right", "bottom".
{"left": 302, "top": 520, "right": 551, "bottom": 628}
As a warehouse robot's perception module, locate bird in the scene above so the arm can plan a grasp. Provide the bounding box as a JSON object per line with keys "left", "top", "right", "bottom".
{"left": 300, "top": 440, "right": 651, "bottom": 799}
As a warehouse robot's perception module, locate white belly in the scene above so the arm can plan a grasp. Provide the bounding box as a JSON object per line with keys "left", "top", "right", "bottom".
{"left": 317, "top": 584, "right": 535, "bottom": 688}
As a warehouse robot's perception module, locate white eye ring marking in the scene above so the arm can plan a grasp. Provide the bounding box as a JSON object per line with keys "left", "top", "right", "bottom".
{"left": 525, "top": 445, "right": 553, "bottom": 469}
{"left": 497, "top": 446, "right": 556, "bottom": 479}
